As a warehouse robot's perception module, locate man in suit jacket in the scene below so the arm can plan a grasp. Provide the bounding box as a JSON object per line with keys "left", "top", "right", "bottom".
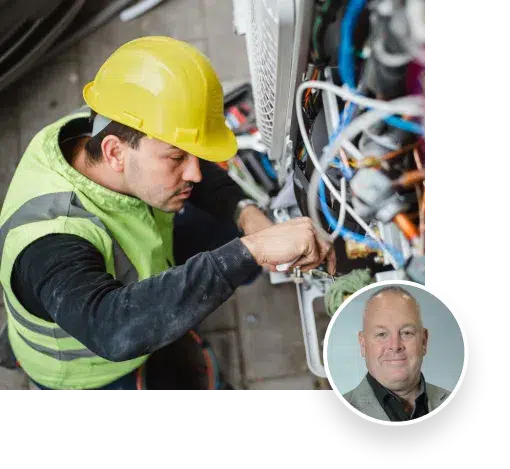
{"left": 343, "top": 286, "right": 451, "bottom": 422}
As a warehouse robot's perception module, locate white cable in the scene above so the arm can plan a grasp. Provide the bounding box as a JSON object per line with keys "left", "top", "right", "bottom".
{"left": 302, "top": 81, "right": 424, "bottom": 118}
{"left": 307, "top": 100, "right": 420, "bottom": 268}
{"left": 406, "top": 0, "right": 425, "bottom": 44}
{"left": 341, "top": 140, "right": 364, "bottom": 160}
{"left": 296, "top": 81, "right": 424, "bottom": 215}
{"left": 296, "top": 82, "right": 388, "bottom": 254}
{"left": 325, "top": 94, "right": 425, "bottom": 166}
{"left": 296, "top": 82, "right": 423, "bottom": 268}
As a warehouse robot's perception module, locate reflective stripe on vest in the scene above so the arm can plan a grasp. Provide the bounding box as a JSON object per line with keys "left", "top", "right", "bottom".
{"left": 4, "top": 295, "right": 97, "bottom": 362}
{"left": 0, "top": 191, "right": 138, "bottom": 360}
{"left": 0, "top": 191, "right": 138, "bottom": 284}
{"left": 4, "top": 294, "right": 71, "bottom": 339}
{"left": 16, "top": 330, "right": 96, "bottom": 360}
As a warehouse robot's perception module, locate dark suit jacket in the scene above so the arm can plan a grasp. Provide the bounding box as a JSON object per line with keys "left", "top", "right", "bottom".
{"left": 343, "top": 375, "right": 451, "bottom": 421}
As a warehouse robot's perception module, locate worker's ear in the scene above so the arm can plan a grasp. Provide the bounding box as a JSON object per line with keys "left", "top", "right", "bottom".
{"left": 101, "top": 135, "right": 126, "bottom": 173}
{"left": 358, "top": 331, "right": 366, "bottom": 357}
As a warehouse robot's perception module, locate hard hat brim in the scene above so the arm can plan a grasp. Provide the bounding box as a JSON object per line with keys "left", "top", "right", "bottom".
{"left": 84, "top": 81, "right": 238, "bottom": 163}
{"left": 190, "top": 124, "right": 238, "bottom": 163}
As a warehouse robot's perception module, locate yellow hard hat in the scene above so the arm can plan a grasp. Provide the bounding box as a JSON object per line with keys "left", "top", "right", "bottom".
{"left": 83, "top": 36, "right": 237, "bottom": 162}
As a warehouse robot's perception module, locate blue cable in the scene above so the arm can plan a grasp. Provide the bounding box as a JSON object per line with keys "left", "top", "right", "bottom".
{"left": 338, "top": 0, "right": 424, "bottom": 136}
{"left": 309, "top": 0, "right": 415, "bottom": 268}
{"left": 385, "top": 115, "right": 425, "bottom": 135}
{"left": 339, "top": 0, "right": 366, "bottom": 89}
{"left": 260, "top": 153, "right": 278, "bottom": 180}
{"left": 318, "top": 179, "right": 404, "bottom": 267}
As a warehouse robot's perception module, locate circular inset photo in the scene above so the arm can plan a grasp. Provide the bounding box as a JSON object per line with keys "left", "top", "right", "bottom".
{"left": 324, "top": 281, "right": 467, "bottom": 425}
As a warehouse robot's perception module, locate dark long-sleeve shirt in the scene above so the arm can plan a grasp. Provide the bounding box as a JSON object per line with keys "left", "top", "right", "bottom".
{"left": 9, "top": 115, "right": 258, "bottom": 363}
{"left": 12, "top": 234, "right": 256, "bottom": 362}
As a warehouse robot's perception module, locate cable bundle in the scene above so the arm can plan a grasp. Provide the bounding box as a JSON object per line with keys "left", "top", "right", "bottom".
{"left": 296, "top": 0, "right": 425, "bottom": 272}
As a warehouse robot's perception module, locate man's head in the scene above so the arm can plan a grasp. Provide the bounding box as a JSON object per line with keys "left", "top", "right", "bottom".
{"left": 84, "top": 111, "right": 202, "bottom": 212}
{"left": 358, "top": 286, "right": 428, "bottom": 392}
{"left": 80, "top": 37, "right": 238, "bottom": 211}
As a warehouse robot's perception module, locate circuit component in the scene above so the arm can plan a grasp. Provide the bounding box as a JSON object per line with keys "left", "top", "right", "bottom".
{"left": 345, "top": 238, "right": 382, "bottom": 260}
{"left": 350, "top": 168, "right": 408, "bottom": 223}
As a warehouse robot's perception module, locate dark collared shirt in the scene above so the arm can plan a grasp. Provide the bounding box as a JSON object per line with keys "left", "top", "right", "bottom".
{"left": 366, "top": 372, "right": 429, "bottom": 421}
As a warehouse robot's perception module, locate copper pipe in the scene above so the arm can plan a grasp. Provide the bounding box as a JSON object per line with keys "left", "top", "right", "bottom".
{"left": 415, "top": 184, "right": 424, "bottom": 249}
{"left": 381, "top": 141, "right": 421, "bottom": 161}
{"left": 421, "top": 192, "right": 425, "bottom": 233}
{"left": 395, "top": 169, "right": 425, "bottom": 187}
{"left": 413, "top": 147, "right": 424, "bottom": 171}
{"left": 394, "top": 212, "right": 419, "bottom": 240}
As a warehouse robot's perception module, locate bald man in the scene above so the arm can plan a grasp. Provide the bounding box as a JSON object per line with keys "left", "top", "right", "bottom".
{"left": 343, "top": 286, "right": 451, "bottom": 422}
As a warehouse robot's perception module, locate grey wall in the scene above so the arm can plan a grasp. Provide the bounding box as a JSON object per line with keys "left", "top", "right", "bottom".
{"left": 326, "top": 284, "right": 465, "bottom": 395}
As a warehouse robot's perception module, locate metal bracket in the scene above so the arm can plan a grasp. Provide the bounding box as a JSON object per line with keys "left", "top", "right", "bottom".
{"left": 295, "top": 275, "right": 330, "bottom": 378}
{"left": 269, "top": 266, "right": 330, "bottom": 378}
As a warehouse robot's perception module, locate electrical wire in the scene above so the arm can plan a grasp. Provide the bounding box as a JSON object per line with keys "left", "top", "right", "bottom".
{"left": 296, "top": 84, "right": 404, "bottom": 268}
{"left": 304, "top": 68, "right": 319, "bottom": 106}
{"left": 297, "top": 81, "right": 424, "bottom": 168}
{"left": 338, "top": 0, "right": 366, "bottom": 89}
{"left": 415, "top": 183, "right": 424, "bottom": 248}
{"left": 312, "top": 0, "right": 334, "bottom": 62}
{"left": 413, "top": 146, "right": 423, "bottom": 171}
{"left": 331, "top": 177, "right": 347, "bottom": 238}
{"left": 294, "top": 0, "right": 424, "bottom": 269}
{"left": 338, "top": 0, "right": 425, "bottom": 136}
{"left": 298, "top": 86, "right": 423, "bottom": 268}
{"left": 318, "top": 180, "right": 405, "bottom": 266}
{"left": 342, "top": 140, "right": 364, "bottom": 160}
{"left": 381, "top": 141, "right": 421, "bottom": 162}
{"left": 303, "top": 81, "right": 424, "bottom": 119}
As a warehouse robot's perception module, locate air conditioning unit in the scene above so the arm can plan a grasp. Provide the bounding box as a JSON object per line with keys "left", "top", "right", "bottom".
{"left": 239, "top": 0, "right": 425, "bottom": 377}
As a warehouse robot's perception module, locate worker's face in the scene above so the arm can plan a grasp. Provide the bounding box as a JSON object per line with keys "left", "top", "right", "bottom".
{"left": 358, "top": 291, "right": 428, "bottom": 393}
{"left": 123, "top": 137, "right": 203, "bottom": 212}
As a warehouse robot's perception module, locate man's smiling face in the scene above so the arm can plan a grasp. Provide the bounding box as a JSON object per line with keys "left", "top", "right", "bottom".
{"left": 358, "top": 290, "right": 428, "bottom": 392}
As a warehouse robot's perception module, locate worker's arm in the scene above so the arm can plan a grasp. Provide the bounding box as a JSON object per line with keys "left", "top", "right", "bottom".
{"left": 12, "top": 234, "right": 257, "bottom": 362}
{"left": 11, "top": 218, "right": 334, "bottom": 363}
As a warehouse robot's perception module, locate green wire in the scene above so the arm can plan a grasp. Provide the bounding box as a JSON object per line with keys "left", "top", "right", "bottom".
{"left": 312, "top": 0, "right": 334, "bottom": 61}
{"left": 312, "top": 16, "right": 322, "bottom": 59}
{"left": 318, "top": 0, "right": 333, "bottom": 14}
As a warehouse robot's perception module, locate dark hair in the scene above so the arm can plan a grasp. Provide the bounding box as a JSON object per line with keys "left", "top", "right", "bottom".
{"left": 85, "top": 110, "right": 146, "bottom": 165}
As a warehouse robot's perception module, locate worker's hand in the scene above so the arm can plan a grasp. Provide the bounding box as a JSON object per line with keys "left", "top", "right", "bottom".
{"left": 237, "top": 205, "right": 274, "bottom": 235}
{"left": 241, "top": 217, "right": 336, "bottom": 275}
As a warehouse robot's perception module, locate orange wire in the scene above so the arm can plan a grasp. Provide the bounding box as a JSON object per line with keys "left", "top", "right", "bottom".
{"left": 421, "top": 187, "right": 427, "bottom": 232}
{"left": 381, "top": 141, "right": 421, "bottom": 161}
{"left": 413, "top": 147, "right": 423, "bottom": 171}
{"left": 304, "top": 68, "right": 319, "bottom": 106}
{"left": 395, "top": 169, "right": 425, "bottom": 187}
{"left": 420, "top": 191, "right": 425, "bottom": 253}
{"left": 394, "top": 213, "right": 419, "bottom": 241}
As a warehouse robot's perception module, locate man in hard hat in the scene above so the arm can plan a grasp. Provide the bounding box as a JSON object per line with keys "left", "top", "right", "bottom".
{"left": 0, "top": 37, "right": 335, "bottom": 390}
